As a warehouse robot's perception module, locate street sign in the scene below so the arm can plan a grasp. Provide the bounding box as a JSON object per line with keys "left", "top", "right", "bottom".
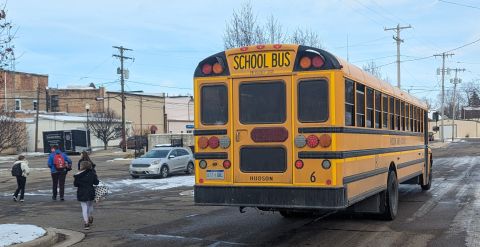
{"left": 186, "top": 124, "right": 194, "bottom": 129}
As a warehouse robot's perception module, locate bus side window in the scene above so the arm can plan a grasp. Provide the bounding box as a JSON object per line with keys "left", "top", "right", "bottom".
{"left": 356, "top": 83, "right": 365, "bottom": 127}
{"left": 382, "top": 94, "right": 388, "bottom": 128}
{"left": 375, "top": 91, "right": 382, "bottom": 128}
{"left": 345, "top": 79, "right": 355, "bottom": 126}
{"left": 366, "top": 87, "right": 374, "bottom": 128}
{"left": 395, "top": 98, "right": 400, "bottom": 131}
{"left": 401, "top": 101, "right": 405, "bottom": 131}
{"left": 389, "top": 96, "right": 395, "bottom": 130}
{"left": 405, "top": 103, "right": 409, "bottom": 131}
{"left": 410, "top": 104, "right": 414, "bottom": 132}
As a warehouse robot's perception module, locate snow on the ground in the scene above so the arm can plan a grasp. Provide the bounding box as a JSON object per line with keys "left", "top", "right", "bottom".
{"left": 0, "top": 152, "right": 47, "bottom": 162}
{"left": 104, "top": 175, "right": 194, "bottom": 192}
{"left": 106, "top": 158, "right": 134, "bottom": 162}
{"left": 0, "top": 168, "right": 50, "bottom": 176}
{"left": 0, "top": 224, "right": 46, "bottom": 247}
{"left": 2, "top": 175, "right": 194, "bottom": 197}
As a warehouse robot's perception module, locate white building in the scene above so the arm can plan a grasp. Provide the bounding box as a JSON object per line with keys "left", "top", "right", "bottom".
{"left": 165, "top": 96, "right": 194, "bottom": 133}
{"left": 24, "top": 114, "right": 132, "bottom": 152}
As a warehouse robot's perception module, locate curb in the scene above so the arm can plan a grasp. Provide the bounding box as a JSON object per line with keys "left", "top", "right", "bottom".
{"left": 11, "top": 228, "right": 85, "bottom": 247}
{"left": 12, "top": 228, "right": 57, "bottom": 247}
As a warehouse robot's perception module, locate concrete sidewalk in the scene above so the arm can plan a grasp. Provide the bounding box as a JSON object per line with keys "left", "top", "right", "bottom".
{"left": 12, "top": 227, "right": 84, "bottom": 247}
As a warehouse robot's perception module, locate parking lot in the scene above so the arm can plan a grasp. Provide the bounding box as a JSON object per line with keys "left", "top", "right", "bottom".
{"left": 0, "top": 141, "right": 479, "bottom": 246}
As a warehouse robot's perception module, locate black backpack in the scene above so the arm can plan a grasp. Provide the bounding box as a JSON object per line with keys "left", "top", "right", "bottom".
{"left": 11, "top": 163, "right": 22, "bottom": 177}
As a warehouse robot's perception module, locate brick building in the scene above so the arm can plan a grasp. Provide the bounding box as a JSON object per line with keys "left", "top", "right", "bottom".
{"left": 46, "top": 85, "right": 105, "bottom": 114}
{"left": 0, "top": 70, "right": 48, "bottom": 112}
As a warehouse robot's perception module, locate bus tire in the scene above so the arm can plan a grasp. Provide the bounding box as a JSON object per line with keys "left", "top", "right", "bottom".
{"left": 421, "top": 157, "right": 433, "bottom": 191}
{"left": 381, "top": 171, "right": 398, "bottom": 221}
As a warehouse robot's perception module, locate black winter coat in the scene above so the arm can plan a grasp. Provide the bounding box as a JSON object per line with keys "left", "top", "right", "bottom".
{"left": 73, "top": 169, "right": 99, "bottom": 202}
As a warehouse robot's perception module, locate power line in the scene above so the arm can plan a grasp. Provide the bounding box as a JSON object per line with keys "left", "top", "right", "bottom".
{"left": 438, "top": 0, "right": 480, "bottom": 10}
{"left": 445, "top": 37, "right": 480, "bottom": 53}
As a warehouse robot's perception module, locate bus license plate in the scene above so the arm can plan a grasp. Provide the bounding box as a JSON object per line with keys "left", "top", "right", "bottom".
{"left": 206, "top": 170, "right": 224, "bottom": 180}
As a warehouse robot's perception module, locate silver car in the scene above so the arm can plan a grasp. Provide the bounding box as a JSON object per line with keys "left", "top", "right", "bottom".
{"left": 129, "top": 147, "right": 194, "bottom": 179}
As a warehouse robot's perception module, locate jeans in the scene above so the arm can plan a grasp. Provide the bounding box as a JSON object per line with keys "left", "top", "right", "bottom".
{"left": 80, "top": 201, "right": 94, "bottom": 224}
{"left": 51, "top": 171, "right": 67, "bottom": 199}
{"left": 14, "top": 176, "right": 26, "bottom": 200}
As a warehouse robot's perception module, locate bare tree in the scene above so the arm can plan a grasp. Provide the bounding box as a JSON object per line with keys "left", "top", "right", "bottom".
{"left": 363, "top": 61, "right": 383, "bottom": 78}
{"left": 0, "top": 2, "right": 16, "bottom": 69}
{"left": 224, "top": 2, "right": 323, "bottom": 49}
{"left": 290, "top": 27, "right": 322, "bottom": 48}
{"left": 86, "top": 109, "right": 122, "bottom": 150}
{"left": 0, "top": 107, "right": 26, "bottom": 153}
{"left": 265, "top": 15, "right": 286, "bottom": 44}
{"left": 421, "top": 97, "right": 433, "bottom": 111}
{"left": 224, "top": 2, "right": 264, "bottom": 49}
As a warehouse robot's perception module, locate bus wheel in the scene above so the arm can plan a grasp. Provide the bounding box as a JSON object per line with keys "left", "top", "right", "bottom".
{"left": 381, "top": 171, "right": 398, "bottom": 220}
{"left": 421, "top": 158, "right": 433, "bottom": 191}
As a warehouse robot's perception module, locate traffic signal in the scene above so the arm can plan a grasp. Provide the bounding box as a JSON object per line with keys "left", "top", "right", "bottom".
{"left": 432, "top": 112, "right": 439, "bottom": 122}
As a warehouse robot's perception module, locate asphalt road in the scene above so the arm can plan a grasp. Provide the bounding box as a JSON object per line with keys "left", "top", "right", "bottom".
{"left": 0, "top": 142, "right": 479, "bottom": 247}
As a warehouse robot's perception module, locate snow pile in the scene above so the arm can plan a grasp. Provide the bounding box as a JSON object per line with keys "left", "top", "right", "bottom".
{"left": 0, "top": 224, "right": 46, "bottom": 246}
{"left": 104, "top": 175, "right": 194, "bottom": 192}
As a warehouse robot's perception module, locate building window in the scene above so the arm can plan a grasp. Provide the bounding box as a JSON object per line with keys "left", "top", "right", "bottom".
{"left": 50, "top": 95, "right": 59, "bottom": 112}
{"left": 33, "top": 100, "right": 38, "bottom": 111}
{"left": 15, "top": 99, "right": 21, "bottom": 111}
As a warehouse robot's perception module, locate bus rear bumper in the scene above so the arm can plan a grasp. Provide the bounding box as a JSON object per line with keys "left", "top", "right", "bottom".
{"left": 194, "top": 185, "right": 348, "bottom": 210}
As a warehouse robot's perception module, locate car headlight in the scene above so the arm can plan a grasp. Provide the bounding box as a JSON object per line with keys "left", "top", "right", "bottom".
{"left": 152, "top": 160, "right": 161, "bottom": 165}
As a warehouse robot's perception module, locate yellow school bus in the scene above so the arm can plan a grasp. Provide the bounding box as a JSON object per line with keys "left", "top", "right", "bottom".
{"left": 193, "top": 44, "right": 432, "bottom": 220}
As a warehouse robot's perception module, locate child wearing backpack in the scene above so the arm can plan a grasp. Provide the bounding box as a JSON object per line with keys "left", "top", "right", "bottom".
{"left": 48, "top": 146, "right": 72, "bottom": 201}
{"left": 12, "top": 155, "right": 30, "bottom": 202}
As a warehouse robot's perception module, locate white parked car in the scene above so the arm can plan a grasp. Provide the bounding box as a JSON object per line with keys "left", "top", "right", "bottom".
{"left": 129, "top": 147, "right": 194, "bottom": 178}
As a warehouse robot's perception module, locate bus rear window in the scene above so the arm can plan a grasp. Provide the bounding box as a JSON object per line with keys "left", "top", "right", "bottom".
{"left": 240, "top": 81, "right": 286, "bottom": 124}
{"left": 298, "top": 79, "right": 328, "bottom": 122}
{"left": 201, "top": 85, "right": 228, "bottom": 125}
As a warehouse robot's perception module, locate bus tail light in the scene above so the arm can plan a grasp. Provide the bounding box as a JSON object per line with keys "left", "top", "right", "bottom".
{"left": 322, "top": 160, "right": 331, "bottom": 169}
{"left": 294, "top": 135, "right": 306, "bottom": 148}
{"left": 295, "top": 160, "right": 304, "bottom": 169}
{"left": 223, "top": 160, "right": 231, "bottom": 169}
{"left": 306, "top": 135, "right": 319, "bottom": 148}
{"left": 326, "top": 179, "right": 332, "bottom": 185}
{"left": 198, "top": 137, "right": 209, "bottom": 149}
{"left": 202, "top": 63, "right": 213, "bottom": 75}
{"left": 299, "top": 56, "right": 312, "bottom": 69}
{"left": 213, "top": 62, "right": 224, "bottom": 74}
{"left": 219, "top": 136, "right": 230, "bottom": 149}
{"left": 312, "top": 55, "right": 325, "bottom": 68}
{"left": 199, "top": 160, "right": 207, "bottom": 169}
{"left": 319, "top": 134, "right": 332, "bottom": 148}
{"left": 208, "top": 136, "right": 220, "bottom": 149}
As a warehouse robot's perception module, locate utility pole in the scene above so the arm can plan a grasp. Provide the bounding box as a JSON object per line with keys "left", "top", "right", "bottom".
{"left": 450, "top": 68, "right": 465, "bottom": 142}
{"left": 34, "top": 81, "right": 40, "bottom": 152}
{"left": 384, "top": 24, "right": 412, "bottom": 89}
{"left": 434, "top": 52, "right": 454, "bottom": 143}
{"left": 113, "top": 46, "right": 133, "bottom": 152}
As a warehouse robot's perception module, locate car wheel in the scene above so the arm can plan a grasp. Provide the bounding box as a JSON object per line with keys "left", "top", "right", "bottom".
{"left": 160, "top": 165, "right": 169, "bottom": 179}
{"left": 186, "top": 162, "right": 194, "bottom": 175}
{"left": 380, "top": 170, "right": 398, "bottom": 220}
{"left": 131, "top": 175, "right": 139, "bottom": 179}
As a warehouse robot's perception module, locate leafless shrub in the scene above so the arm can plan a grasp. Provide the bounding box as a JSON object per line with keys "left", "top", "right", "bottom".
{"left": 86, "top": 109, "right": 122, "bottom": 150}
{"left": 0, "top": 107, "right": 26, "bottom": 153}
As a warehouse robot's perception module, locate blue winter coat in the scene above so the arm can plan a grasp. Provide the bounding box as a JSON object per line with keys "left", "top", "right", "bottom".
{"left": 48, "top": 150, "right": 72, "bottom": 173}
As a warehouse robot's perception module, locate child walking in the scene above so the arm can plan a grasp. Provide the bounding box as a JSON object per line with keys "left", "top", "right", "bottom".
{"left": 12, "top": 155, "right": 30, "bottom": 202}
{"left": 74, "top": 161, "right": 99, "bottom": 230}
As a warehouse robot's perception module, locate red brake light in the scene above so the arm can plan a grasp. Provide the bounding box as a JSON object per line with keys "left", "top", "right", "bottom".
{"left": 306, "top": 135, "right": 319, "bottom": 148}
{"left": 312, "top": 55, "right": 325, "bottom": 68}
{"left": 299, "top": 56, "right": 311, "bottom": 69}
{"left": 223, "top": 160, "right": 231, "bottom": 169}
{"left": 295, "top": 160, "right": 304, "bottom": 169}
{"left": 208, "top": 136, "right": 220, "bottom": 149}
{"left": 212, "top": 62, "right": 224, "bottom": 74}
{"left": 198, "top": 137, "right": 209, "bottom": 149}
{"left": 202, "top": 63, "right": 212, "bottom": 75}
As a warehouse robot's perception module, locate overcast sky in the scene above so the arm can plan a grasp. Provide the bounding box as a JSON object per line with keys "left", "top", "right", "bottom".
{"left": 8, "top": 0, "right": 480, "bottom": 104}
